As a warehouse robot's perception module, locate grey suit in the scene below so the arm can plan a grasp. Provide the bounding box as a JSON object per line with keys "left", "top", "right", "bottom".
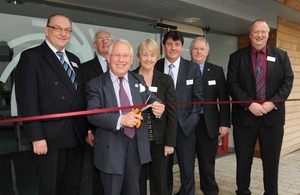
{"left": 86, "top": 71, "right": 161, "bottom": 195}
{"left": 155, "top": 57, "right": 203, "bottom": 195}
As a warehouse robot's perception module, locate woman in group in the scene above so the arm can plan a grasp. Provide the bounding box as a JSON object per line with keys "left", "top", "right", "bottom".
{"left": 133, "top": 38, "right": 177, "bottom": 195}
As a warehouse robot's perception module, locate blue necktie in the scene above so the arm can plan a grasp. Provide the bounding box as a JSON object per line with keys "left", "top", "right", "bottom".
{"left": 168, "top": 64, "right": 175, "bottom": 80}
{"left": 56, "top": 51, "right": 78, "bottom": 90}
{"left": 255, "top": 51, "right": 265, "bottom": 100}
{"left": 119, "top": 77, "right": 135, "bottom": 139}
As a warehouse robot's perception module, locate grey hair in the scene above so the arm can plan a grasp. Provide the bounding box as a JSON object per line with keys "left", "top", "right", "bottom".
{"left": 108, "top": 39, "right": 133, "bottom": 56}
{"left": 189, "top": 37, "right": 210, "bottom": 51}
{"left": 93, "top": 29, "right": 113, "bottom": 42}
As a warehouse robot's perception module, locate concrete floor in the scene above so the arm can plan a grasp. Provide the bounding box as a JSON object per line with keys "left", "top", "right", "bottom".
{"left": 170, "top": 150, "right": 300, "bottom": 195}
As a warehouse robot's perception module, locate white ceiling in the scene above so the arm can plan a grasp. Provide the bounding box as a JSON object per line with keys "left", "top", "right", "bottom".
{"left": 40, "top": 0, "right": 300, "bottom": 35}
{"left": 3, "top": 0, "right": 300, "bottom": 35}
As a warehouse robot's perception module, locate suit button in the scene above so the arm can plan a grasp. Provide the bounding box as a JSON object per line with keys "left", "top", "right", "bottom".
{"left": 54, "top": 82, "right": 58, "bottom": 85}
{"left": 61, "top": 96, "right": 65, "bottom": 100}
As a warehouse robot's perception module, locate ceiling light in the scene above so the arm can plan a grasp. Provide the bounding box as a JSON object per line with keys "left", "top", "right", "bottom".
{"left": 183, "top": 17, "right": 200, "bottom": 23}
{"left": 6, "top": 0, "right": 24, "bottom": 5}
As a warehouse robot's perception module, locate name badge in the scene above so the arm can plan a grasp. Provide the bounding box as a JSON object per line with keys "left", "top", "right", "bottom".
{"left": 186, "top": 79, "right": 193, "bottom": 85}
{"left": 208, "top": 80, "right": 216, "bottom": 85}
{"left": 149, "top": 86, "right": 158, "bottom": 92}
{"left": 139, "top": 84, "right": 146, "bottom": 92}
{"left": 267, "top": 56, "right": 276, "bottom": 62}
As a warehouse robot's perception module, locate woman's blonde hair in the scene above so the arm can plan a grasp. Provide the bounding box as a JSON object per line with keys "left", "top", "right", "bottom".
{"left": 137, "top": 38, "right": 160, "bottom": 60}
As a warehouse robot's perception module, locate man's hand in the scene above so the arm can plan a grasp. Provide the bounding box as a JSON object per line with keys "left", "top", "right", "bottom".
{"left": 219, "top": 126, "right": 229, "bottom": 138}
{"left": 151, "top": 101, "right": 165, "bottom": 118}
{"left": 248, "top": 102, "right": 267, "bottom": 116}
{"left": 164, "top": 146, "right": 174, "bottom": 157}
{"left": 86, "top": 132, "right": 95, "bottom": 147}
{"left": 120, "top": 111, "right": 143, "bottom": 127}
{"left": 262, "top": 101, "right": 276, "bottom": 113}
{"left": 32, "top": 139, "right": 48, "bottom": 155}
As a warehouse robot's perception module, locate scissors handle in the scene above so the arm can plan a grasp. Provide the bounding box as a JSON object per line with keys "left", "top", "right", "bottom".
{"left": 133, "top": 109, "right": 142, "bottom": 128}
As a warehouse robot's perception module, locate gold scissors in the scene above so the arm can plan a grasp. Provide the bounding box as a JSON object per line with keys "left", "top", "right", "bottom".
{"left": 133, "top": 95, "right": 151, "bottom": 128}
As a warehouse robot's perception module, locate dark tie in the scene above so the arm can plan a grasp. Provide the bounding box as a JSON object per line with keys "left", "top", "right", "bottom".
{"left": 255, "top": 51, "right": 265, "bottom": 100}
{"left": 56, "top": 51, "right": 78, "bottom": 90}
{"left": 119, "top": 77, "right": 135, "bottom": 138}
{"left": 105, "top": 60, "right": 109, "bottom": 72}
{"left": 168, "top": 64, "right": 175, "bottom": 80}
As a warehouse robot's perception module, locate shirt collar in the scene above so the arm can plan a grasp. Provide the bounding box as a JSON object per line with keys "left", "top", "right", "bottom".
{"left": 109, "top": 70, "right": 129, "bottom": 83}
{"left": 96, "top": 53, "right": 107, "bottom": 63}
{"left": 46, "top": 39, "right": 66, "bottom": 54}
{"left": 251, "top": 45, "right": 267, "bottom": 55}
{"left": 165, "top": 57, "right": 181, "bottom": 68}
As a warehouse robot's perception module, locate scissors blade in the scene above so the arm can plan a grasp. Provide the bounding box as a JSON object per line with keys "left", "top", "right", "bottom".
{"left": 144, "top": 95, "right": 151, "bottom": 104}
{"left": 140, "top": 104, "right": 151, "bottom": 112}
{"left": 140, "top": 95, "right": 151, "bottom": 112}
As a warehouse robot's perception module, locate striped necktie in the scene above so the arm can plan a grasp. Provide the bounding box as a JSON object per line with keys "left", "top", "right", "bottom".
{"left": 56, "top": 51, "right": 78, "bottom": 90}
{"left": 255, "top": 51, "right": 265, "bottom": 100}
{"left": 119, "top": 77, "right": 135, "bottom": 138}
{"left": 168, "top": 64, "right": 175, "bottom": 80}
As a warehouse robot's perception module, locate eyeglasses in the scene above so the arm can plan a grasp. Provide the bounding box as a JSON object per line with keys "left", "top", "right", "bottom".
{"left": 111, "top": 54, "right": 131, "bottom": 59}
{"left": 96, "top": 38, "right": 112, "bottom": 42}
{"left": 47, "top": 25, "right": 72, "bottom": 34}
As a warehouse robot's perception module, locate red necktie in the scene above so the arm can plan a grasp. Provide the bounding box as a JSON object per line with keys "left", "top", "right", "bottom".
{"left": 255, "top": 51, "right": 265, "bottom": 100}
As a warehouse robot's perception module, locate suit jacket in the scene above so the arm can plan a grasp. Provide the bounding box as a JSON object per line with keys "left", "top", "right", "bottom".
{"left": 82, "top": 56, "right": 106, "bottom": 132}
{"left": 15, "top": 41, "right": 89, "bottom": 150}
{"left": 155, "top": 57, "right": 203, "bottom": 137}
{"left": 133, "top": 67, "right": 178, "bottom": 146}
{"left": 227, "top": 45, "right": 294, "bottom": 127}
{"left": 82, "top": 56, "right": 105, "bottom": 83}
{"left": 86, "top": 71, "right": 161, "bottom": 175}
{"left": 201, "top": 62, "right": 230, "bottom": 139}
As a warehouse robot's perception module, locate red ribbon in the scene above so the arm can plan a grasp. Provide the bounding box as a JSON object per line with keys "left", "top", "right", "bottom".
{"left": 0, "top": 99, "right": 299, "bottom": 124}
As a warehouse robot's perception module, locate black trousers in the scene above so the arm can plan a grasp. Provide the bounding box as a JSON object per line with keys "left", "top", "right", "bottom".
{"left": 85, "top": 143, "right": 104, "bottom": 195}
{"left": 195, "top": 114, "right": 219, "bottom": 195}
{"left": 34, "top": 145, "right": 83, "bottom": 195}
{"left": 234, "top": 118, "right": 283, "bottom": 195}
{"left": 139, "top": 141, "right": 168, "bottom": 195}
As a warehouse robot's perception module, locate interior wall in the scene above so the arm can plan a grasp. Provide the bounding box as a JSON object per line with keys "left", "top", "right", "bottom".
{"left": 277, "top": 17, "right": 300, "bottom": 156}
{"left": 237, "top": 18, "right": 300, "bottom": 156}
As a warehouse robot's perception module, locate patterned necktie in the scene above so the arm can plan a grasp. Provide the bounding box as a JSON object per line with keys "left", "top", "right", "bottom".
{"left": 119, "top": 77, "right": 135, "bottom": 138}
{"left": 255, "top": 51, "right": 265, "bottom": 100}
{"left": 56, "top": 51, "right": 78, "bottom": 90}
{"left": 168, "top": 64, "right": 175, "bottom": 80}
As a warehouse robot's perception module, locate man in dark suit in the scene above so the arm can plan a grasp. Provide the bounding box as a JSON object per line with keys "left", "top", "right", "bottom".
{"left": 227, "top": 19, "right": 294, "bottom": 195}
{"left": 86, "top": 39, "right": 165, "bottom": 195}
{"left": 15, "top": 14, "right": 89, "bottom": 195}
{"left": 82, "top": 30, "right": 112, "bottom": 83}
{"left": 155, "top": 30, "right": 203, "bottom": 195}
{"left": 190, "top": 37, "right": 230, "bottom": 195}
{"left": 82, "top": 29, "right": 113, "bottom": 195}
